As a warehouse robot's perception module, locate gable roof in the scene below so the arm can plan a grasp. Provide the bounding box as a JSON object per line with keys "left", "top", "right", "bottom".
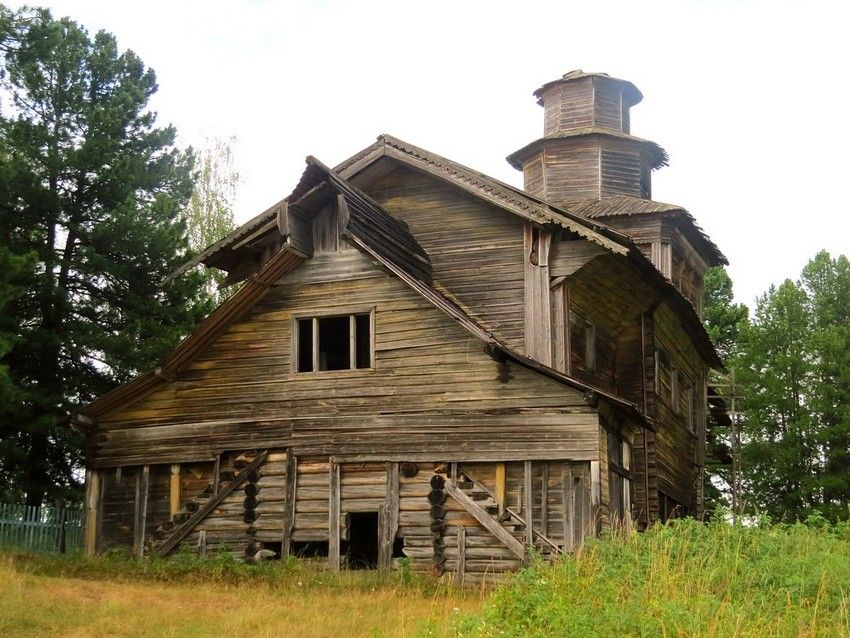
{"left": 166, "top": 134, "right": 637, "bottom": 284}
{"left": 77, "top": 161, "right": 653, "bottom": 429}
{"left": 565, "top": 195, "right": 728, "bottom": 266}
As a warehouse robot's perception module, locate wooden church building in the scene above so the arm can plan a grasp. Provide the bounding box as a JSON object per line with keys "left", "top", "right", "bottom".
{"left": 73, "top": 70, "right": 726, "bottom": 582}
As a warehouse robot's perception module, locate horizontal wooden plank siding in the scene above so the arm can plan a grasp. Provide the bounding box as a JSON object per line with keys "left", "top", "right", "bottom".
{"left": 91, "top": 252, "right": 597, "bottom": 467}
{"left": 364, "top": 166, "right": 527, "bottom": 353}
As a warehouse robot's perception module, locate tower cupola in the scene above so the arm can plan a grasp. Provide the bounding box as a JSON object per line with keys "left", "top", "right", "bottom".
{"left": 507, "top": 70, "right": 667, "bottom": 204}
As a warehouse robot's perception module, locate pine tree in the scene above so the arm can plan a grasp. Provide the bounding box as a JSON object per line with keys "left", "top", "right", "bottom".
{"left": 0, "top": 6, "right": 212, "bottom": 505}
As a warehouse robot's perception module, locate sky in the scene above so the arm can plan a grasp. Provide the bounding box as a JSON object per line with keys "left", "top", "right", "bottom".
{"left": 8, "top": 0, "right": 850, "bottom": 306}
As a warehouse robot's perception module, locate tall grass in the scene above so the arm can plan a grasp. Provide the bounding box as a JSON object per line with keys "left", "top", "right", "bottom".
{"left": 457, "top": 517, "right": 850, "bottom": 637}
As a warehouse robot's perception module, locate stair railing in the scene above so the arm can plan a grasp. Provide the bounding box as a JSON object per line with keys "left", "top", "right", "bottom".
{"left": 458, "top": 465, "right": 563, "bottom": 555}
{"left": 154, "top": 450, "right": 269, "bottom": 557}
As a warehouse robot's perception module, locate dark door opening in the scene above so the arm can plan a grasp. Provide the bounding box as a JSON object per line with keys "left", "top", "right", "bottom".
{"left": 341, "top": 511, "right": 379, "bottom": 569}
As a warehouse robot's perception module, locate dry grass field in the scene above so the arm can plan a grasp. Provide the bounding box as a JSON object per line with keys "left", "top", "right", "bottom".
{"left": 1, "top": 554, "right": 480, "bottom": 637}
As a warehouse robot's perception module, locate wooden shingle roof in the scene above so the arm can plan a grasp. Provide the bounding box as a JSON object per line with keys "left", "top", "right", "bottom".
{"left": 565, "top": 195, "right": 728, "bottom": 266}
{"left": 534, "top": 70, "right": 643, "bottom": 107}
{"left": 505, "top": 128, "right": 669, "bottom": 171}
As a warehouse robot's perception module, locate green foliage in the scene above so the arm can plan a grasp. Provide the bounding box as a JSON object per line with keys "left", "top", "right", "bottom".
{"left": 457, "top": 518, "right": 850, "bottom": 637}
{"left": 738, "top": 251, "right": 850, "bottom": 522}
{"left": 702, "top": 266, "right": 749, "bottom": 361}
{"left": 0, "top": 5, "right": 212, "bottom": 505}
{"left": 184, "top": 136, "right": 238, "bottom": 302}
{"left": 701, "top": 266, "right": 749, "bottom": 514}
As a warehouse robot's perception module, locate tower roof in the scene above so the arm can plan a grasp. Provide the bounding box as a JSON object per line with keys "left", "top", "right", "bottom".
{"left": 534, "top": 69, "right": 643, "bottom": 107}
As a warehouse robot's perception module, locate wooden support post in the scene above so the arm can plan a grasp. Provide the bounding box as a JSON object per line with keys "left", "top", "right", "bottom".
{"left": 540, "top": 463, "right": 549, "bottom": 538}
{"left": 83, "top": 468, "right": 101, "bottom": 556}
{"left": 455, "top": 525, "right": 466, "bottom": 586}
{"left": 562, "top": 466, "right": 574, "bottom": 552}
{"left": 133, "top": 465, "right": 150, "bottom": 559}
{"left": 212, "top": 454, "right": 221, "bottom": 495}
{"left": 197, "top": 530, "right": 207, "bottom": 558}
{"left": 523, "top": 461, "right": 534, "bottom": 556}
{"left": 379, "top": 461, "right": 399, "bottom": 571}
{"left": 328, "top": 458, "right": 340, "bottom": 570}
{"left": 450, "top": 462, "right": 458, "bottom": 485}
{"left": 170, "top": 464, "right": 181, "bottom": 518}
{"left": 378, "top": 505, "right": 389, "bottom": 572}
{"left": 590, "top": 460, "right": 601, "bottom": 535}
{"left": 495, "top": 463, "right": 506, "bottom": 516}
{"left": 281, "top": 450, "right": 297, "bottom": 558}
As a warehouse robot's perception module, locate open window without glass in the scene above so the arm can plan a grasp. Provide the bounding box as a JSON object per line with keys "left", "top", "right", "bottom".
{"left": 296, "top": 313, "right": 372, "bottom": 373}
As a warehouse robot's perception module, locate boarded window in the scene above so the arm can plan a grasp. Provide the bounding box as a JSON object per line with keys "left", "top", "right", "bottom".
{"left": 296, "top": 313, "right": 372, "bottom": 373}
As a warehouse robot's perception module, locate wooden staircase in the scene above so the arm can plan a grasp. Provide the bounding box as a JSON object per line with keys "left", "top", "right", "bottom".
{"left": 149, "top": 450, "right": 268, "bottom": 557}
{"left": 448, "top": 467, "right": 563, "bottom": 561}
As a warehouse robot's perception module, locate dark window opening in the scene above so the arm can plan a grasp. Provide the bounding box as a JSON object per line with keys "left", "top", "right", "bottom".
{"left": 318, "top": 316, "right": 350, "bottom": 370}
{"left": 659, "top": 492, "right": 690, "bottom": 523}
{"left": 289, "top": 540, "right": 329, "bottom": 559}
{"left": 297, "top": 319, "right": 313, "bottom": 372}
{"left": 392, "top": 535, "right": 405, "bottom": 559}
{"left": 355, "top": 314, "right": 371, "bottom": 369}
{"left": 296, "top": 313, "right": 372, "bottom": 373}
{"left": 340, "top": 511, "right": 379, "bottom": 569}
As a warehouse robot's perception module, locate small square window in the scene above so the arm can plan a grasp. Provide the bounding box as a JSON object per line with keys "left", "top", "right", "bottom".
{"left": 296, "top": 313, "right": 372, "bottom": 373}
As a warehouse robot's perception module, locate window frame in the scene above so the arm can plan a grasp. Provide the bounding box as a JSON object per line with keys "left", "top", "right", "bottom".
{"left": 292, "top": 308, "right": 376, "bottom": 375}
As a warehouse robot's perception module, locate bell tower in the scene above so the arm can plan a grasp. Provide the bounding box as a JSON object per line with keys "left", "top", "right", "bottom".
{"left": 507, "top": 70, "right": 667, "bottom": 204}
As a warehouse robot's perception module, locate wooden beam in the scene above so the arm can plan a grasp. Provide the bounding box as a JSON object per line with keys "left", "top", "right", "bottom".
{"left": 444, "top": 483, "right": 524, "bottom": 560}
{"left": 563, "top": 466, "right": 574, "bottom": 552}
{"left": 156, "top": 451, "right": 268, "bottom": 556}
{"left": 212, "top": 454, "right": 221, "bottom": 495}
{"left": 153, "top": 366, "right": 177, "bottom": 382}
{"left": 540, "top": 462, "right": 549, "bottom": 538}
{"left": 523, "top": 461, "right": 533, "bottom": 554}
{"left": 83, "top": 469, "right": 101, "bottom": 556}
{"left": 495, "top": 462, "right": 506, "bottom": 516}
{"left": 133, "top": 465, "right": 149, "bottom": 559}
{"left": 276, "top": 201, "right": 289, "bottom": 236}
{"left": 328, "top": 459, "right": 340, "bottom": 570}
{"left": 455, "top": 525, "right": 466, "bottom": 586}
{"left": 282, "top": 450, "right": 297, "bottom": 557}
{"left": 336, "top": 193, "right": 350, "bottom": 231}
{"left": 378, "top": 463, "right": 400, "bottom": 570}
{"left": 170, "top": 464, "right": 181, "bottom": 518}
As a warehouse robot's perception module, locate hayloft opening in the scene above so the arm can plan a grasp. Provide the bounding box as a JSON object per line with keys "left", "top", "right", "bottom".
{"left": 296, "top": 313, "right": 372, "bottom": 373}
{"left": 341, "top": 512, "right": 379, "bottom": 569}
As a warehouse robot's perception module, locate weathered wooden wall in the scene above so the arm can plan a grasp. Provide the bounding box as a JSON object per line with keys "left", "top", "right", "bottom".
{"left": 363, "top": 166, "right": 527, "bottom": 353}
{"left": 91, "top": 251, "right": 598, "bottom": 469}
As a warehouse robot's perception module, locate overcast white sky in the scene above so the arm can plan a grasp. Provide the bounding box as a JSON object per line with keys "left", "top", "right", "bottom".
{"left": 10, "top": 0, "right": 850, "bottom": 305}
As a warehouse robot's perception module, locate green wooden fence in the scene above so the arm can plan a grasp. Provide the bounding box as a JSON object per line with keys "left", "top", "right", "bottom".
{"left": 0, "top": 502, "right": 83, "bottom": 553}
